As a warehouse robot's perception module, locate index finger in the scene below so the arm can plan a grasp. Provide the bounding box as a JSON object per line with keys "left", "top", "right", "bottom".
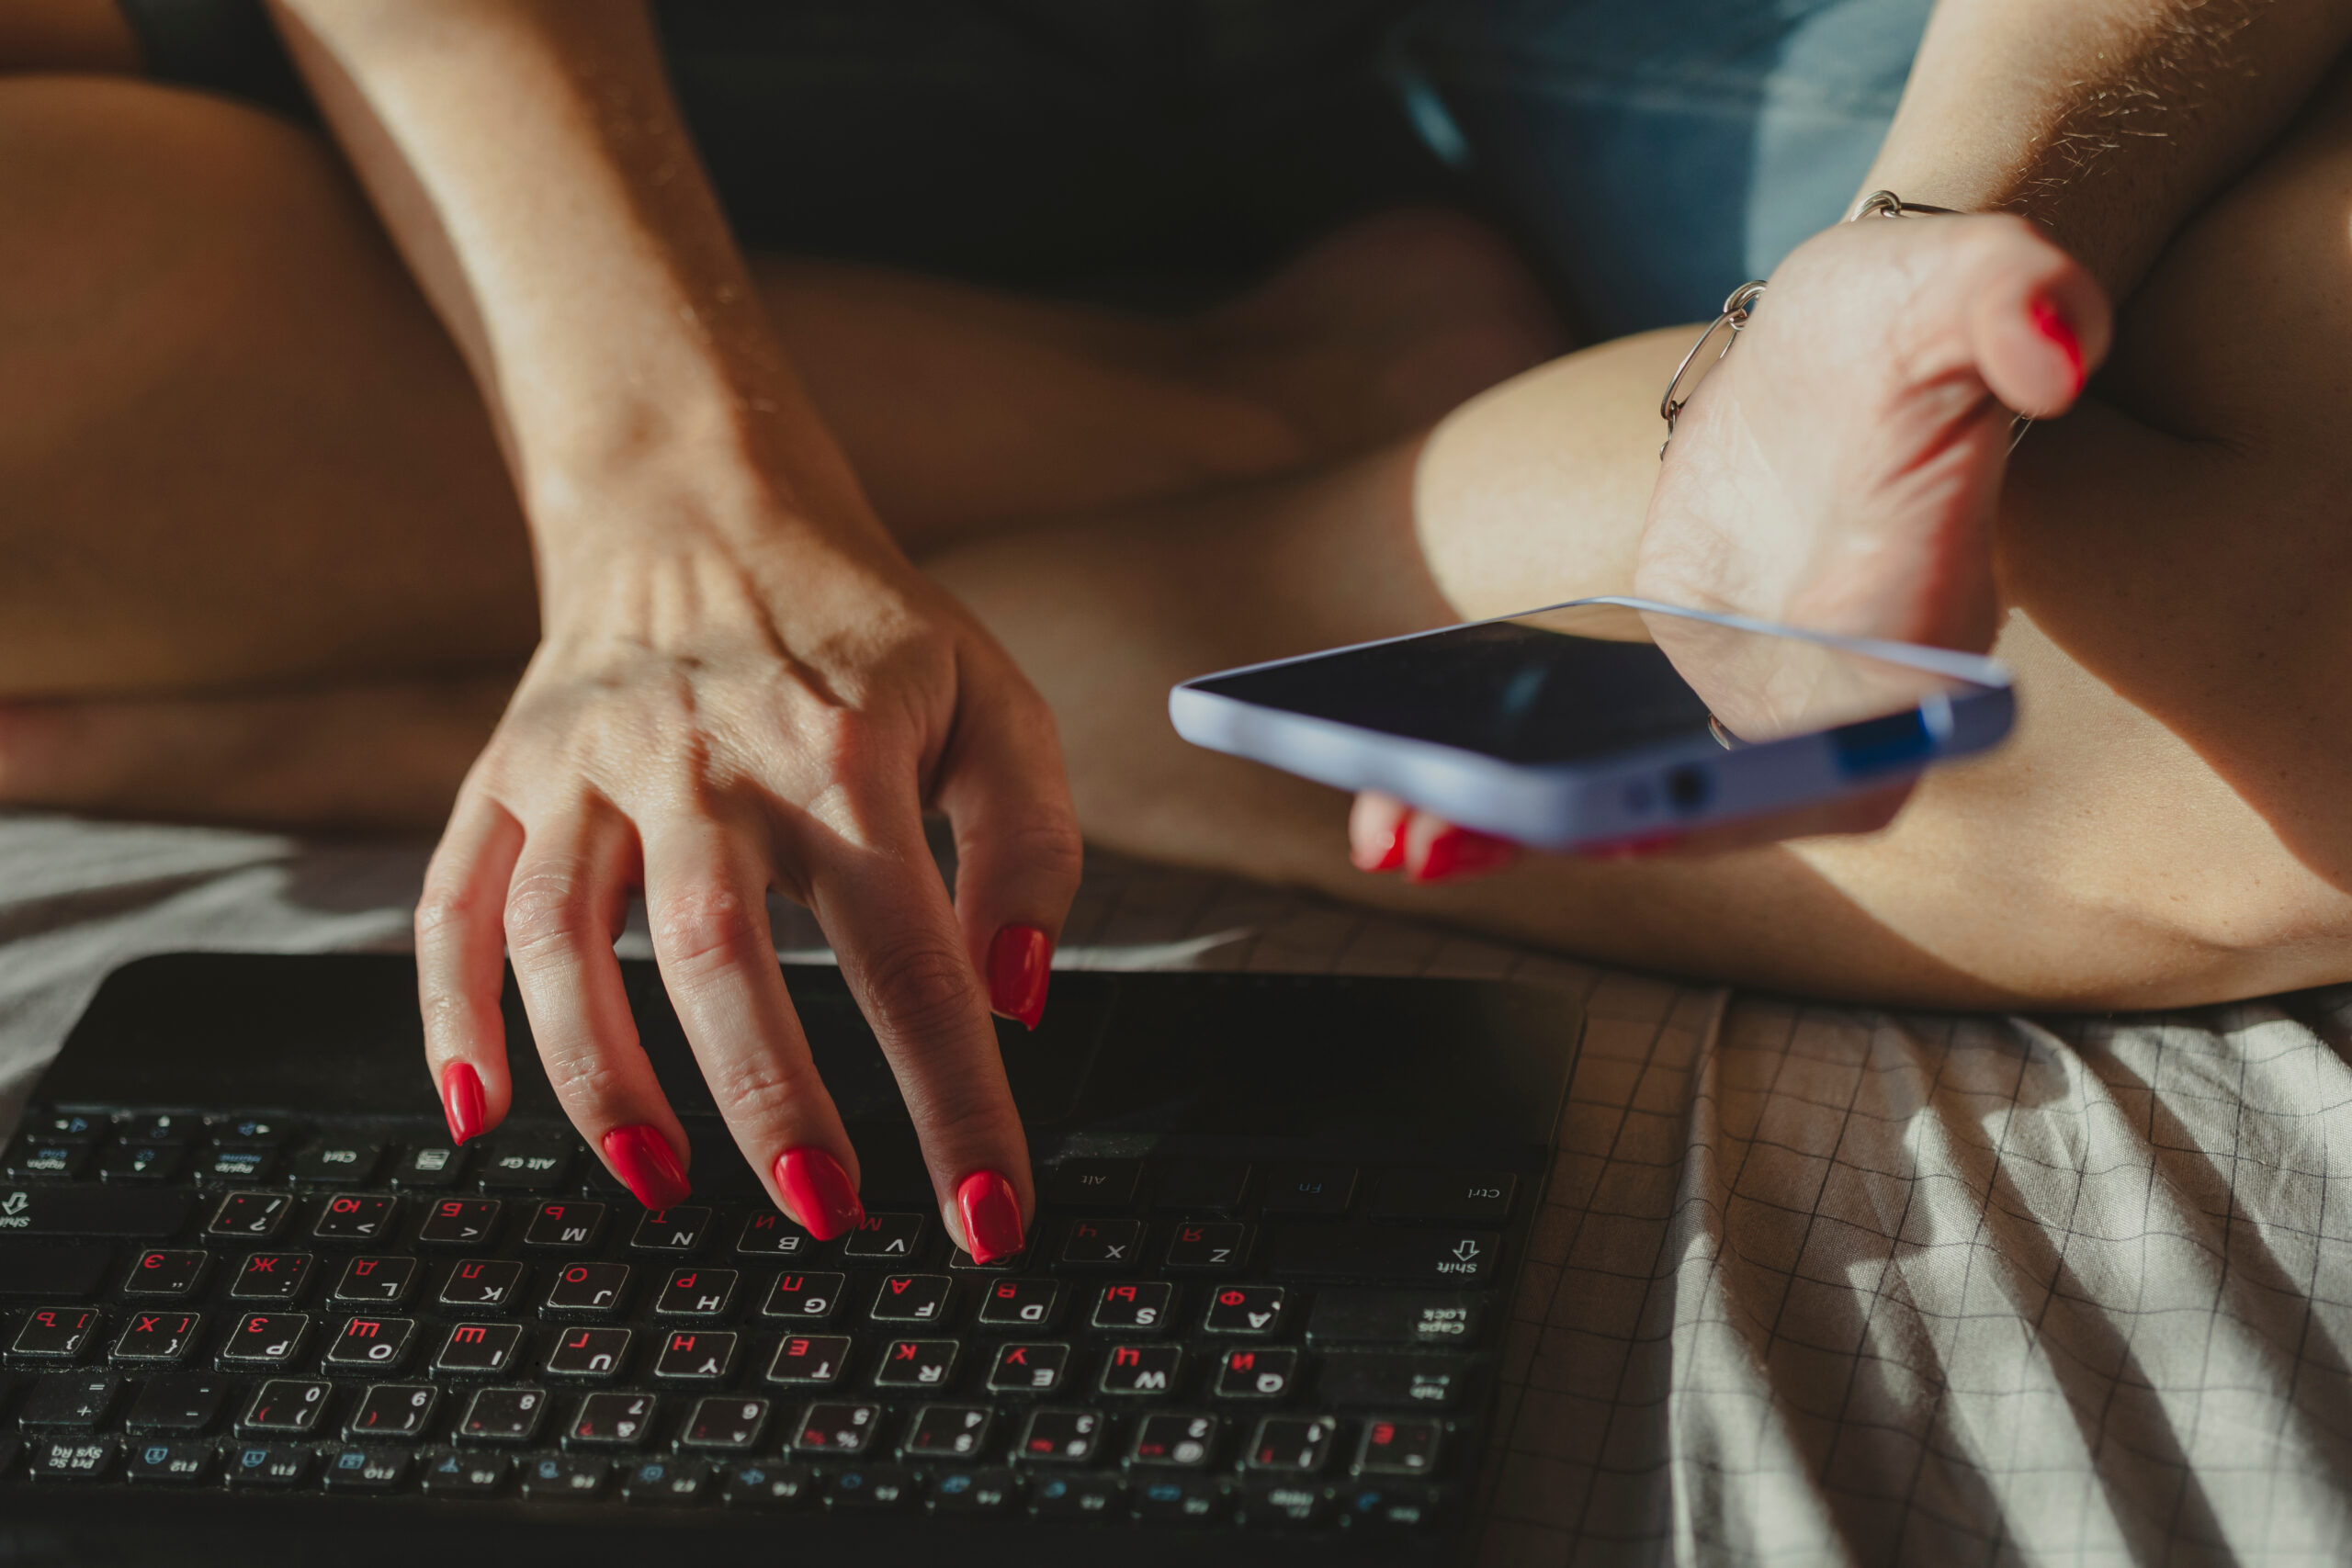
{"left": 800, "top": 807, "right": 1033, "bottom": 1264}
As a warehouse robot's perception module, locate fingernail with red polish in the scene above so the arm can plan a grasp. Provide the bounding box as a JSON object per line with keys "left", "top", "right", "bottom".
{"left": 988, "top": 924, "right": 1052, "bottom": 1031}
{"left": 1356, "top": 815, "right": 1409, "bottom": 874}
{"left": 956, "top": 1169, "right": 1025, "bottom": 1264}
{"left": 773, "top": 1146, "right": 865, "bottom": 1241}
{"left": 602, "top": 1124, "right": 691, "bottom": 1210}
{"left": 2029, "top": 296, "right": 2085, "bottom": 397}
{"left": 1411, "top": 825, "right": 1519, "bottom": 884}
{"left": 441, "top": 1063, "right": 486, "bottom": 1145}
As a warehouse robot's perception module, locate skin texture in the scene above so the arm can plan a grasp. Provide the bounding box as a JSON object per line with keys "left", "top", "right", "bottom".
{"left": 0, "top": 0, "right": 2349, "bottom": 1222}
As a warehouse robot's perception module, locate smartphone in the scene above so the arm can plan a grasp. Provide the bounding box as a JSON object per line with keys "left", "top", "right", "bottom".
{"left": 1167, "top": 596, "right": 2014, "bottom": 850}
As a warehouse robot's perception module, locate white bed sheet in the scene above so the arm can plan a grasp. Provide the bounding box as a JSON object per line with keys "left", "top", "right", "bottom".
{"left": 4, "top": 809, "right": 2346, "bottom": 1565}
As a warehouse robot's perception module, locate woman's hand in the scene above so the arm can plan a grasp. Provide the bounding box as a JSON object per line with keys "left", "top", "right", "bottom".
{"left": 418, "top": 465, "right": 1080, "bottom": 1257}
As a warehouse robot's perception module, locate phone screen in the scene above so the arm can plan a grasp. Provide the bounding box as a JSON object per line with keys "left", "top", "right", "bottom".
{"left": 1183, "top": 601, "right": 1987, "bottom": 765}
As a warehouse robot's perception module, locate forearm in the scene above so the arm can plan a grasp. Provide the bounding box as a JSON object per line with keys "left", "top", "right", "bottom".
{"left": 1865, "top": 0, "right": 2352, "bottom": 301}
{"left": 265, "top": 0, "right": 872, "bottom": 563}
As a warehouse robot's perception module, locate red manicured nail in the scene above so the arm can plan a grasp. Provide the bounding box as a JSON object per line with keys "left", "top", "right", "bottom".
{"left": 1356, "top": 814, "right": 1409, "bottom": 873}
{"left": 440, "top": 1063, "right": 485, "bottom": 1145}
{"left": 773, "top": 1146, "right": 865, "bottom": 1241}
{"left": 956, "top": 1169, "right": 1025, "bottom": 1264}
{"left": 2028, "top": 296, "right": 2084, "bottom": 397}
{"left": 988, "top": 924, "right": 1052, "bottom": 1031}
{"left": 1410, "top": 824, "right": 1519, "bottom": 884}
{"left": 602, "top": 1124, "right": 691, "bottom": 1210}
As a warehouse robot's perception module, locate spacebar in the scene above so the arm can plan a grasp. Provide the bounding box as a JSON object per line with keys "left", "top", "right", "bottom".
{"left": 0, "top": 1183, "right": 194, "bottom": 1237}
{"left": 1268, "top": 1225, "right": 1500, "bottom": 1288}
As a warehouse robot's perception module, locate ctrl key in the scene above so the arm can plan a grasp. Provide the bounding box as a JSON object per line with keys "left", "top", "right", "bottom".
{"left": 27, "top": 1436, "right": 118, "bottom": 1482}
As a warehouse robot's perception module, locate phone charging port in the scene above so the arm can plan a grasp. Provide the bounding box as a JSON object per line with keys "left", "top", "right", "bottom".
{"left": 1665, "top": 765, "right": 1713, "bottom": 813}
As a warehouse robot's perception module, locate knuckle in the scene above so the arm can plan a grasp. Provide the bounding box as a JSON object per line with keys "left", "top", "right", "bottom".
{"left": 651, "top": 884, "right": 770, "bottom": 977}
{"left": 503, "top": 864, "right": 601, "bottom": 961}
{"left": 702, "top": 1051, "right": 822, "bottom": 1133}
{"left": 537, "top": 1039, "right": 633, "bottom": 1109}
{"left": 855, "top": 931, "right": 981, "bottom": 1047}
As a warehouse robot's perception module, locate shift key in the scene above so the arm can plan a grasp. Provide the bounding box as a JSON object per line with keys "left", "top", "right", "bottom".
{"left": 1268, "top": 1227, "right": 1498, "bottom": 1288}
{"left": 0, "top": 1184, "right": 193, "bottom": 1238}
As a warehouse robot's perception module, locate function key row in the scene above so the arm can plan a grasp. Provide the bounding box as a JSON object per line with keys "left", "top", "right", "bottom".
{"left": 1041, "top": 1159, "right": 1515, "bottom": 1225}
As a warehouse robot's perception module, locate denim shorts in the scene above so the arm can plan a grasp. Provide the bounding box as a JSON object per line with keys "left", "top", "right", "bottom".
{"left": 120, "top": 0, "right": 1929, "bottom": 333}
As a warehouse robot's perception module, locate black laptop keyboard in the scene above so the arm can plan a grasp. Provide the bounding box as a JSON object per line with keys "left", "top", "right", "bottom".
{"left": 0, "top": 1110, "right": 1514, "bottom": 1534}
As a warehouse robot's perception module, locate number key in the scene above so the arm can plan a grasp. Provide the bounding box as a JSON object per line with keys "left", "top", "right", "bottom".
{"left": 11, "top": 1307, "right": 99, "bottom": 1361}
{"left": 901, "top": 1404, "right": 991, "bottom": 1460}
{"left": 1243, "top": 1416, "right": 1339, "bottom": 1473}
{"left": 791, "top": 1402, "right": 880, "bottom": 1455}
{"left": 681, "top": 1396, "right": 770, "bottom": 1451}
{"left": 1355, "top": 1417, "right": 1442, "bottom": 1475}
{"left": 207, "top": 1191, "right": 290, "bottom": 1239}
{"left": 239, "top": 1379, "right": 331, "bottom": 1435}
{"left": 1014, "top": 1408, "right": 1101, "bottom": 1464}
{"left": 567, "top": 1391, "right": 657, "bottom": 1448}
{"left": 1131, "top": 1413, "right": 1220, "bottom": 1468}
{"left": 345, "top": 1383, "right": 436, "bottom": 1439}
{"left": 458, "top": 1386, "right": 547, "bottom": 1443}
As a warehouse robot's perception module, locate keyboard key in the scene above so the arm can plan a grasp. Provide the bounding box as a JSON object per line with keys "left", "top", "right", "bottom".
{"left": 976, "top": 1277, "right": 1062, "bottom": 1330}
{"left": 1090, "top": 1281, "right": 1173, "bottom": 1333}
{"left": 28, "top": 1437, "right": 118, "bottom": 1481}
{"left": 1098, "top": 1343, "right": 1182, "bottom": 1396}
{"left": 36, "top": 1113, "right": 103, "bottom": 1139}
{"left": 1133, "top": 1472, "right": 1230, "bottom": 1524}
{"left": 226, "top": 1440, "right": 313, "bottom": 1488}
{"left": 18, "top": 1373, "right": 121, "bottom": 1430}
{"left": 985, "top": 1342, "right": 1069, "bottom": 1395}
{"left": 346, "top": 1383, "right": 437, "bottom": 1439}
{"left": 229, "top": 1252, "right": 313, "bottom": 1302}
{"left": 11, "top": 1306, "right": 99, "bottom": 1360}
{"left": 629, "top": 1207, "right": 712, "bottom": 1253}
{"left": 239, "top": 1378, "right": 332, "bottom": 1435}
{"left": 520, "top": 1453, "right": 607, "bottom": 1500}
{"left": 124, "top": 1437, "right": 213, "bottom": 1483}
{"left": 417, "top": 1198, "right": 502, "bottom": 1247}
{"left": 1240, "top": 1478, "right": 1332, "bottom": 1529}
{"left": 652, "top": 1328, "right": 739, "bottom": 1382}
{"left": 1319, "top": 1351, "right": 1472, "bottom": 1410}
{"left": 1044, "top": 1159, "right": 1140, "bottom": 1211}
{"left": 873, "top": 1337, "right": 957, "bottom": 1391}
{"left": 567, "top": 1392, "right": 658, "bottom": 1448}
{"left": 655, "top": 1267, "right": 740, "bottom": 1318}
{"left": 826, "top": 1461, "right": 917, "bottom": 1511}
{"left": 288, "top": 1138, "right": 384, "bottom": 1186}
{"left": 840, "top": 1213, "right": 925, "bottom": 1262}
{"left": 120, "top": 1115, "right": 192, "bottom": 1146}
{"left": 210, "top": 1117, "right": 288, "bottom": 1147}
{"left": 1261, "top": 1164, "right": 1356, "bottom": 1217}
{"left": 761, "top": 1270, "right": 844, "bottom": 1322}
{"left": 901, "top": 1404, "right": 991, "bottom": 1460}
{"left": 1164, "top": 1222, "right": 1250, "bottom": 1271}
{"left": 1245, "top": 1416, "right": 1340, "bottom": 1472}
{"left": 764, "top": 1334, "right": 852, "bottom": 1387}
{"left": 1203, "top": 1284, "right": 1287, "bottom": 1336}
{"left": 327, "top": 1256, "right": 413, "bottom": 1307}
{"left": 1269, "top": 1226, "right": 1498, "bottom": 1288}
{"left": 792, "top": 1401, "right": 882, "bottom": 1455}
{"left": 1130, "top": 1413, "right": 1220, "bottom": 1468}
{"left": 1030, "top": 1472, "right": 1125, "bottom": 1517}
{"left": 1057, "top": 1218, "right": 1143, "bottom": 1267}
{"left": 389, "top": 1144, "right": 468, "bottom": 1190}
{"left": 422, "top": 1450, "right": 509, "bottom": 1497}
{"left": 96, "top": 1143, "right": 185, "bottom": 1182}
{"left": 543, "top": 1261, "right": 631, "bottom": 1316}
{"left": 207, "top": 1190, "right": 291, "bottom": 1240}
{"left": 477, "top": 1141, "right": 572, "bottom": 1191}
{"left": 1366, "top": 1168, "right": 1516, "bottom": 1224}
{"left": 722, "top": 1460, "right": 815, "bottom": 1509}
{"left": 122, "top": 1249, "right": 208, "bottom": 1298}
{"left": 438, "top": 1258, "right": 526, "bottom": 1311}
{"left": 927, "top": 1465, "right": 1018, "bottom": 1516}
{"left": 312, "top": 1193, "right": 398, "bottom": 1242}
{"left": 1214, "top": 1348, "right": 1299, "bottom": 1401}
{"left": 4, "top": 1141, "right": 92, "bottom": 1179}
{"left": 524, "top": 1201, "right": 606, "bottom": 1248}
{"left": 124, "top": 1373, "right": 232, "bottom": 1435}
{"left": 543, "top": 1326, "right": 632, "bottom": 1380}
{"left": 322, "top": 1447, "right": 412, "bottom": 1492}
{"left": 621, "top": 1455, "right": 711, "bottom": 1506}
{"left": 0, "top": 1183, "right": 190, "bottom": 1237}
{"left": 220, "top": 1312, "right": 310, "bottom": 1368}
{"left": 1355, "top": 1416, "right": 1443, "bottom": 1475}
{"left": 457, "top": 1385, "right": 548, "bottom": 1443}
{"left": 868, "top": 1272, "right": 953, "bottom": 1325}
{"left": 1305, "top": 1288, "right": 1484, "bottom": 1348}
{"left": 726, "top": 1212, "right": 818, "bottom": 1261}
{"left": 681, "top": 1395, "right": 771, "bottom": 1450}
{"left": 1013, "top": 1407, "right": 1102, "bottom": 1464}
{"left": 110, "top": 1310, "right": 201, "bottom": 1365}
{"left": 0, "top": 1243, "right": 108, "bottom": 1301}
{"left": 322, "top": 1314, "right": 417, "bottom": 1371}
{"left": 198, "top": 1146, "right": 275, "bottom": 1183}
{"left": 433, "top": 1322, "right": 524, "bottom": 1375}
